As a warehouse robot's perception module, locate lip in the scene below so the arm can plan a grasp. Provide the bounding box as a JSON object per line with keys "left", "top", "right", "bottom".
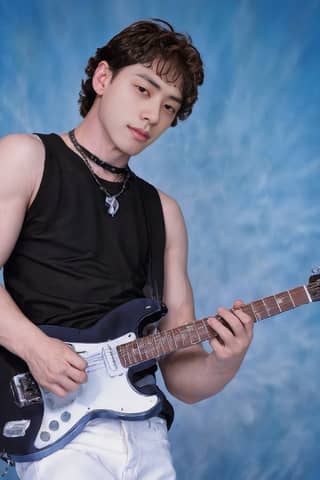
{"left": 128, "top": 126, "right": 150, "bottom": 141}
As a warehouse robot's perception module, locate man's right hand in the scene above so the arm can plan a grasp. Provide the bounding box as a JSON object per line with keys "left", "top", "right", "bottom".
{"left": 24, "top": 335, "right": 88, "bottom": 397}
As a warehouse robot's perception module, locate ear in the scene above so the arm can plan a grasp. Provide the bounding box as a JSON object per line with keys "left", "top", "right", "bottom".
{"left": 92, "top": 61, "right": 113, "bottom": 95}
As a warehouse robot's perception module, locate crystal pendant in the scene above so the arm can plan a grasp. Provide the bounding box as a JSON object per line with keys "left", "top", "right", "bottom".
{"left": 105, "top": 195, "right": 119, "bottom": 217}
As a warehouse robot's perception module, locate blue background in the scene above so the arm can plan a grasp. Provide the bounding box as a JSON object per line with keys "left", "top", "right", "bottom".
{"left": 1, "top": 1, "right": 320, "bottom": 478}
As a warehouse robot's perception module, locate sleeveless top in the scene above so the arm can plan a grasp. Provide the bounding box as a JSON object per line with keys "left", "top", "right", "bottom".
{"left": 4, "top": 133, "right": 174, "bottom": 427}
{"left": 4, "top": 133, "right": 164, "bottom": 328}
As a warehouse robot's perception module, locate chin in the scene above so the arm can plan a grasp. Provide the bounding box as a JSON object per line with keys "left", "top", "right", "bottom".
{"left": 122, "top": 143, "right": 149, "bottom": 157}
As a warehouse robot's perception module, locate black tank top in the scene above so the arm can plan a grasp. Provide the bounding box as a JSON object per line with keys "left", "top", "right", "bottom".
{"left": 4, "top": 133, "right": 164, "bottom": 328}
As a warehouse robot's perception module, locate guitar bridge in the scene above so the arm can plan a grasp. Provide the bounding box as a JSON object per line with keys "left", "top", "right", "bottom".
{"left": 11, "top": 373, "right": 42, "bottom": 407}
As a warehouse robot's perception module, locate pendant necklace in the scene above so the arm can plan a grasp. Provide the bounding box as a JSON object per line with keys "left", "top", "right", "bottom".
{"left": 68, "top": 129, "right": 130, "bottom": 217}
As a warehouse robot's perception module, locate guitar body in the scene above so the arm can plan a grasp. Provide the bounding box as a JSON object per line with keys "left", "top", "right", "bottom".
{"left": 0, "top": 298, "right": 166, "bottom": 462}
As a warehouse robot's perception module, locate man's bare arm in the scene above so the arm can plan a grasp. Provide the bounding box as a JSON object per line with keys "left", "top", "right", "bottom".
{"left": 158, "top": 191, "right": 253, "bottom": 404}
{"left": 0, "top": 134, "right": 87, "bottom": 396}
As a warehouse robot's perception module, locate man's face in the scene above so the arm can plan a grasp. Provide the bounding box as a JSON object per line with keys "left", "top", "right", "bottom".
{"left": 95, "top": 61, "right": 183, "bottom": 156}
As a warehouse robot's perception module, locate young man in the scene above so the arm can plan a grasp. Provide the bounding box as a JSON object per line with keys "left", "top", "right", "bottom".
{"left": 0, "top": 20, "right": 253, "bottom": 479}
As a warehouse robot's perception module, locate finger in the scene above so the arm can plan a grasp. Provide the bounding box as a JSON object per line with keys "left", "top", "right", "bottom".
{"left": 209, "top": 336, "right": 228, "bottom": 355}
{"left": 216, "top": 307, "right": 247, "bottom": 337}
{"left": 58, "top": 376, "right": 82, "bottom": 394}
{"left": 67, "top": 349, "right": 88, "bottom": 371}
{"left": 207, "top": 315, "right": 234, "bottom": 344}
{"left": 46, "top": 383, "right": 69, "bottom": 398}
{"left": 232, "top": 299, "right": 245, "bottom": 309}
{"left": 67, "top": 365, "right": 88, "bottom": 384}
{"left": 231, "top": 308, "right": 254, "bottom": 333}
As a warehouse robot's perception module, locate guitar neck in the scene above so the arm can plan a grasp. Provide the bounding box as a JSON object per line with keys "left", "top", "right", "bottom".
{"left": 117, "top": 284, "right": 312, "bottom": 368}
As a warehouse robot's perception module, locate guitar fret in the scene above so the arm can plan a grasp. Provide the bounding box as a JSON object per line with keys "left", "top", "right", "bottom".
{"left": 134, "top": 341, "right": 143, "bottom": 362}
{"left": 287, "top": 289, "right": 296, "bottom": 307}
{"left": 152, "top": 335, "right": 161, "bottom": 358}
{"left": 138, "top": 338, "right": 148, "bottom": 361}
{"left": 184, "top": 326, "right": 191, "bottom": 345}
{"left": 261, "top": 298, "right": 268, "bottom": 314}
{"left": 303, "top": 285, "right": 312, "bottom": 303}
{"left": 194, "top": 324, "right": 202, "bottom": 343}
{"left": 130, "top": 342, "right": 139, "bottom": 364}
{"left": 171, "top": 330, "right": 179, "bottom": 350}
{"left": 174, "top": 328, "right": 183, "bottom": 349}
{"left": 270, "top": 295, "right": 281, "bottom": 314}
{"left": 273, "top": 294, "right": 283, "bottom": 312}
{"left": 183, "top": 326, "right": 190, "bottom": 343}
{"left": 193, "top": 325, "right": 201, "bottom": 343}
{"left": 166, "top": 330, "right": 176, "bottom": 352}
{"left": 248, "top": 303, "right": 258, "bottom": 322}
{"left": 196, "top": 321, "right": 206, "bottom": 339}
{"left": 165, "top": 333, "right": 172, "bottom": 354}
{"left": 187, "top": 324, "right": 202, "bottom": 344}
{"left": 126, "top": 345, "right": 134, "bottom": 365}
{"left": 251, "top": 300, "right": 266, "bottom": 321}
{"left": 292, "top": 286, "right": 310, "bottom": 306}
{"left": 157, "top": 333, "right": 167, "bottom": 356}
{"left": 202, "top": 319, "right": 211, "bottom": 338}
{"left": 275, "top": 292, "right": 292, "bottom": 312}
{"left": 262, "top": 296, "right": 279, "bottom": 316}
{"left": 121, "top": 345, "right": 130, "bottom": 367}
{"left": 180, "top": 327, "right": 187, "bottom": 347}
{"left": 146, "top": 336, "right": 157, "bottom": 359}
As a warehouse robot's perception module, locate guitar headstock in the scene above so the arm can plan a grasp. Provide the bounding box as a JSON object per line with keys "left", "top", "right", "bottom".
{"left": 307, "top": 266, "right": 320, "bottom": 302}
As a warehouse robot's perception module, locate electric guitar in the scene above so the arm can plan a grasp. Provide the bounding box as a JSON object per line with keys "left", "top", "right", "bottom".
{"left": 1, "top": 272, "right": 320, "bottom": 463}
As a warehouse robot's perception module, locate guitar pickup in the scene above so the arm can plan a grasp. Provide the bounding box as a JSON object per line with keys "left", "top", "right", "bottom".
{"left": 102, "top": 344, "right": 123, "bottom": 377}
{"left": 11, "top": 373, "right": 43, "bottom": 407}
{"left": 3, "top": 419, "right": 31, "bottom": 438}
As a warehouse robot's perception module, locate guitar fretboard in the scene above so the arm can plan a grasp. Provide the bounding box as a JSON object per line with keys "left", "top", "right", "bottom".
{"left": 117, "top": 285, "right": 312, "bottom": 368}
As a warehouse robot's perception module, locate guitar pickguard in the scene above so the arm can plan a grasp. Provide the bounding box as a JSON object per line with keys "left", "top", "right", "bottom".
{"left": 32, "top": 332, "right": 160, "bottom": 452}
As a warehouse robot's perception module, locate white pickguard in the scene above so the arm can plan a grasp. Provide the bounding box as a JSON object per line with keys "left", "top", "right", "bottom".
{"left": 34, "top": 332, "right": 159, "bottom": 449}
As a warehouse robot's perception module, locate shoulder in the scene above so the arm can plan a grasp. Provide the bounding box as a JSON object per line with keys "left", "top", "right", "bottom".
{"left": 0, "top": 133, "right": 44, "bottom": 161}
{"left": 157, "top": 189, "right": 187, "bottom": 248}
{"left": 0, "top": 133, "right": 45, "bottom": 205}
{"left": 158, "top": 189, "right": 184, "bottom": 223}
{"left": 133, "top": 175, "right": 184, "bottom": 222}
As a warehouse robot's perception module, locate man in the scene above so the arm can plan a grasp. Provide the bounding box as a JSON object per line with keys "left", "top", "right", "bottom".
{"left": 0, "top": 19, "right": 253, "bottom": 479}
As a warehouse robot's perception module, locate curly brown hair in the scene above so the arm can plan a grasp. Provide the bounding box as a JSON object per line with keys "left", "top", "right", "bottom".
{"left": 79, "top": 19, "right": 204, "bottom": 127}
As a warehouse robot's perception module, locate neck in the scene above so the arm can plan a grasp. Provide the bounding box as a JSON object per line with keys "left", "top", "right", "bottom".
{"left": 73, "top": 113, "right": 130, "bottom": 170}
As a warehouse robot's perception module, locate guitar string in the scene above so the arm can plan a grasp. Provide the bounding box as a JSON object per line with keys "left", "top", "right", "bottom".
{"left": 76, "top": 283, "right": 320, "bottom": 370}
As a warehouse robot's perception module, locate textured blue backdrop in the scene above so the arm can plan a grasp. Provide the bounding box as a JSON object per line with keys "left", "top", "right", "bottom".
{"left": 1, "top": 1, "right": 320, "bottom": 479}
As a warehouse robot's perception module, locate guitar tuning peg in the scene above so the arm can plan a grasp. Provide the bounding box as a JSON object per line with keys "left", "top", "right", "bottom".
{"left": 309, "top": 266, "right": 320, "bottom": 284}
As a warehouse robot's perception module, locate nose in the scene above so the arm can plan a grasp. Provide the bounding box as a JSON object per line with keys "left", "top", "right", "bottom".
{"left": 141, "top": 99, "right": 161, "bottom": 125}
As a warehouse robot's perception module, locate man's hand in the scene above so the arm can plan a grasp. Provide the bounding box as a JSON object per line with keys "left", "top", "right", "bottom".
{"left": 24, "top": 335, "right": 88, "bottom": 397}
{"left": 207, "top": 300, "right": 254, "bottom": 375}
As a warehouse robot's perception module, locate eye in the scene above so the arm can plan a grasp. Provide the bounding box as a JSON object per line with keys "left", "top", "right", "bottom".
{"left": 164, "top": 104, "right": 176, "bottom": 115}
{"left": 136, "top": 85, "right": 149, "bottom": 95}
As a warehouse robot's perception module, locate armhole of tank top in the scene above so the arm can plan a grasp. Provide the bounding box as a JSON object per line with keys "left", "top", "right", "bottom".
{"left": 135, "top": 175, "right": 166, "bottom": 301}
{"left": 25, "top": 133, "right": 50, "bottom": 216}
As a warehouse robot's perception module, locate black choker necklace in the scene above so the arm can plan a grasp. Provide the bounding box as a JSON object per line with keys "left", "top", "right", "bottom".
{"left": 68, "top": 129, "right": 130, "bottom": 217}
{"left": 68, "top": 129, "right": 129, "bottom": 175}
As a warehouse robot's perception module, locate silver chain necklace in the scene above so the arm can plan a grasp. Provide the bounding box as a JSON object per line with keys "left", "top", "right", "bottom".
{"left": 68, "top": 130, "right": 130, "bottom": 217}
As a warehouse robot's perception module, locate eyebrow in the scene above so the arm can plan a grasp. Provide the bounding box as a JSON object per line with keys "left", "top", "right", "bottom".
{"left": 135, "top": 73, "right": 183, "bottom": 104}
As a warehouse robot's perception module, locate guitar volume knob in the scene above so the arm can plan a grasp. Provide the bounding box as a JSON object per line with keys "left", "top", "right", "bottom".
{"left": 40, "top": 431, "right": 51, "bottom": 442}
{"left": 49, "top": 420, "right": 59, "bottom": 431}
{"left": 61, "top": 411, "right": 71, "bottom": 422}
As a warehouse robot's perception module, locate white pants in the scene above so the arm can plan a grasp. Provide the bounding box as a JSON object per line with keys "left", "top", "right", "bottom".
{"left": 15, "top": 417, "right": 176, "bottom": 480}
